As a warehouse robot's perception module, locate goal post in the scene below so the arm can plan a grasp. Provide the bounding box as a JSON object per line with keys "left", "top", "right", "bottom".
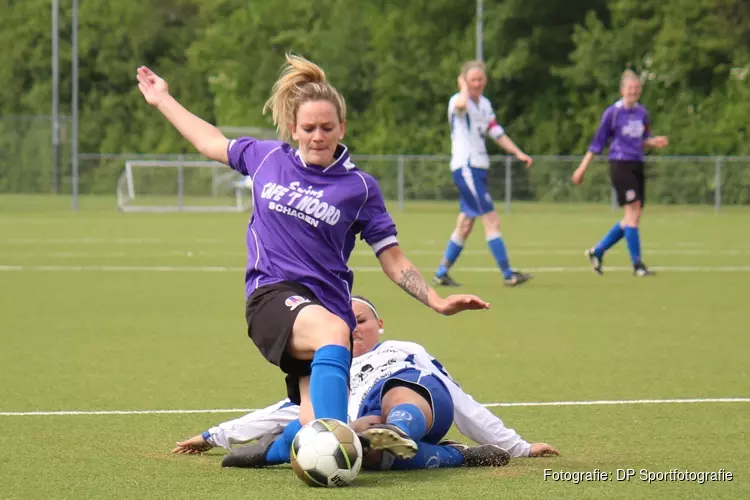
{"left": 116, "top": 160, "right": 252, "bottom": 213}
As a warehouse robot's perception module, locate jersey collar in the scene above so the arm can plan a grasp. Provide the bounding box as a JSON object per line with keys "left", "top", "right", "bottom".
{"left": 294, "top": 144, "right": 356, "bottom": 174}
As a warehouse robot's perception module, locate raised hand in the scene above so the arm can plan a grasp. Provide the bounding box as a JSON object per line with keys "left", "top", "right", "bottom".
{"left": 457, "top": 74, "right": 469, "bottom": 95}
{"left": 136, "top": 66, "right": 170, "bottom": 107}
{"left": 433, "top": 294, "right": 490, "bottom": 316}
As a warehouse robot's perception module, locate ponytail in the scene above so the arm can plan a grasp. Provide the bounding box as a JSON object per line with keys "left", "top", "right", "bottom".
{"left": 263, "top": 54, "right": 346, "bottom": 141}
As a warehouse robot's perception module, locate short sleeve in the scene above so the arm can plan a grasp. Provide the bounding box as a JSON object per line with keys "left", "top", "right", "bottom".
{"left": 588, "top": 107, "right": 614, "bottom": 154}
{"left": 358, "top": 177, "right": 398, "bottom": 256}
{"left": 227, "top": 137, "right": 283, "bottom": 177}
{"left": 643, "top": 108, "right": 651, "bottom": 138}
{"left": 484, "top": 98, "right": 505, "bottom": 139}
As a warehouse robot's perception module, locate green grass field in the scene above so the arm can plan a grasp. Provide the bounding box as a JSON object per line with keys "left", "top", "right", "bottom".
{"left": 1, "top": 195, "right": 748, "bottom": 499}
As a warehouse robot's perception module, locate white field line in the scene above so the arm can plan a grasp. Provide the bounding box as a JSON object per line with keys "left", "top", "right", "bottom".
{"left": 5, "top": 238, "right": 740, "bottom": 247}
{"left": 2, "top": 265, "right": 750, "bottom": 273}
{"left": 1, "top": 398, "right": 748, "bottom": 417}
{"left": 1, "top": 249, "right": 749, "bottom": 259}
{"left": 483, "top": 397, "right": 750, "bottom": 408}
{"left": 5, "top": 238, "right": 226, "bottom": 245}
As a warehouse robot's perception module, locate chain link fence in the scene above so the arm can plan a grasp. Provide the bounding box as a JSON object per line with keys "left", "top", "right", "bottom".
{"left": 354, "top": 154, "right": 750, "bottom": 212}
{"left": 0, "top": 116, "right": 72, "bottom": 194}
{"left": 2, "top": 116, "right": 749, "bottom": 211}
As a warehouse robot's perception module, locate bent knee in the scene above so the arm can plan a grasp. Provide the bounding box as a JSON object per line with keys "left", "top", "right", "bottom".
{"left": 481, "top": 213, "right": 500, "bottom": 232}
{"left": 290, "top": 306, "right": 351, "bottom": 358}
{"left": 456, "top": 216, "right": 474, "bottom": 238}
{"left": 299, "top": 404, "right": 315, "bottom": 426}
{"left": 382, "top": 386, "right": 433, "bottom": 423}
{"left": 623, "top": 202, "right": 643, "bottom": 225}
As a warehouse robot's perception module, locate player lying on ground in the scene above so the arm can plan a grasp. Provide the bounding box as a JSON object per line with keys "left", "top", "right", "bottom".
{"left": 173, "top": 296, "right": 559, "bottom": 469}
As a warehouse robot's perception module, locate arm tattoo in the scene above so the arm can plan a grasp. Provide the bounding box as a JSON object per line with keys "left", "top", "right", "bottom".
{"left": 399, "top": 267, "right": 429, "bottom": 305}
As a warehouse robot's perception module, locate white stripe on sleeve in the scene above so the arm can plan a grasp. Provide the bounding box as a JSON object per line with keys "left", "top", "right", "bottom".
{"left": 370, "top": 235, "right": 399, "bottom": 255}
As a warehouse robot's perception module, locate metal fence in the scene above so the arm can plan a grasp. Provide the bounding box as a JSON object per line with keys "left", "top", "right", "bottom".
{"left": 66, "top": 153, "right": 750, "bottom": 212}
{"left": 0, "top": 116, "right": 72, "bottom": 194}
{"left": 354, "top": 154, "right": 750, "bottom": 212}
{"left": 1, "top": 117, "right": 749, "bottom": 212}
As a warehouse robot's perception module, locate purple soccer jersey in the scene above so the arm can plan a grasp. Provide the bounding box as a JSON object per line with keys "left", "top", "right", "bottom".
{"left": 227, "top": 137, "right": 398, "bottom": 330}
{"left": 588, "top": 100, "right": 651, "bottom": 162}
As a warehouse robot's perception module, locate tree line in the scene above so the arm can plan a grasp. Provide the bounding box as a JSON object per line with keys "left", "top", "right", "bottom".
{"left": 1, "top": 0, "right": 748, "bottom": 157}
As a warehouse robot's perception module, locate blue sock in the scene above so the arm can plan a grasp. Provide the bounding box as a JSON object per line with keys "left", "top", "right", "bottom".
{"left": 386, "top": 403, "right": 427, "bottom": 441}
{"left": 390, "top": 442, "right": 465, "bottom": 470}
{"left": 487, "top": 234, "right": 512, "bottom": 279}
{"left": 436, "top": 237, "right": 464, "bottom": 277}
{"left": 594, "top": 222, "right": 625, "bottom": 258}
{"left": 265, "top": 419, "right": 302, "bottom": 465}
{"left": 310, "top": 344, "right": 351, "bottom": 422}
{"left": 624, "top": 226, "right": 641, "bottom": 265}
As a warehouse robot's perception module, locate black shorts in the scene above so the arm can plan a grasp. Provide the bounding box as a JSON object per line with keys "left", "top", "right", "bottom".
{"left": 609, "top": 160, "right": 645, "bottom": 207}
{"left": 245, "top": 281, "right": 322, "bottom": 405}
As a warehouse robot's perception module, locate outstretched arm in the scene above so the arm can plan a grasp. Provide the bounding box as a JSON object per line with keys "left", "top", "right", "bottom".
{"left": 377, "top": 246, "right": 490, "bottom": 315}
{"left": 137, "top": 66, "right": 230, "bottom": 164}
{"left": 438, "top": 370, "right": 559, "bottom": 458}
{"left": 414, "top": 345, "right": 559, "bottom": 458}
{"left": 171, "top": 399, "right": 299, "bottom": 453}
{"left": 495, "top": 135, "right": 533, "bottom": 168}
{"left": 572, "top": 151, "right": 597, "bottom": 184}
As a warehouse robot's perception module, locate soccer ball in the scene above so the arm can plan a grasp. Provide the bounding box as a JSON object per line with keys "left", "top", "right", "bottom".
{"left": 290, "top": 418, "right": 363, "bottom": 487}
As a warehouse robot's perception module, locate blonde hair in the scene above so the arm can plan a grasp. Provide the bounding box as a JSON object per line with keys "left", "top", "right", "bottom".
{"left": 461, "top": 60, "right": 487, "bottom": 77}
{"left": 620, "top": 69, "right": 640, "bottom": 86}
{"left": 263, "top": 54, "right": 347, "bottom": 142}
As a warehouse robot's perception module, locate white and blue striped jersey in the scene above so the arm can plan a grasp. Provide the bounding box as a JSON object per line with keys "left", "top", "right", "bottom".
{"left": 448, "top": 93, "right": 505, "bottom": 171}
{"left": 205, "top": 340, "right": 531, "bottom": 458}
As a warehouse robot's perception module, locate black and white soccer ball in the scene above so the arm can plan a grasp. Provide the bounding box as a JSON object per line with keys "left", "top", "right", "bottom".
{"left": 291, "top": 418, "right": 363, "bottom": 487}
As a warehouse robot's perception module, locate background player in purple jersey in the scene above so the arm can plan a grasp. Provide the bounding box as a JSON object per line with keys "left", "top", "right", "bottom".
{"left": 433, "top": 61, "right": 534, "bottom": 288}
{"left": 572, "top": 70, "right": 669, "bottom": 277}
{"left": 137, "top": 54, "right": 490, "bottom": 464}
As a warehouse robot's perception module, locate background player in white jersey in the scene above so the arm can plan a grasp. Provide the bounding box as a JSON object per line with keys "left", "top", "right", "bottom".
{"left": 433, "top": 61, "right": 534, "bottom": 288}
{"left": 173, "top": 296, "right": 559, "bottom": 469}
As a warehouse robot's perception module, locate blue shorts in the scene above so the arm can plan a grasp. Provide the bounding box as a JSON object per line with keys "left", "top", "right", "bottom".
{"left": 452, "top": 166, "right": 494, "bottom": 218}
{"left": 358, "top": 369, "right": 454, "bottom": 444}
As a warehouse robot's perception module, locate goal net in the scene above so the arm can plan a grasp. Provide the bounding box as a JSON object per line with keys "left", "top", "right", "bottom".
{"left": 116, "top": 160, "right": 252, "bottom": 213}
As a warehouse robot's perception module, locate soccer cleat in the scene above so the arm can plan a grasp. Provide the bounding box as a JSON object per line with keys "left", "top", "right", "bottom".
{"left": 585, "top": 248, "right": 603, "bottom": 275}
{"left": 432, "top": 274, "right": 461, "bottom": 287}
{"left": 503, "top": 271, "right": 533, "bottom": 287}
{"left": 356, "top": 433, "right": 372, "bottom": 455}
{"left": 633, "top": 262, "right": 655, "bottom": 277}
{"left": 360, "top": 424, "right": 418, "bottom": 460}
{"left": 437, "top": 439, "right": 469, "bottom": 452}
{"left": 441, "top": 440, "right": 511, "bottom": 467}
{"left": 221, "top": 426, "right": 283, "bottom": 468}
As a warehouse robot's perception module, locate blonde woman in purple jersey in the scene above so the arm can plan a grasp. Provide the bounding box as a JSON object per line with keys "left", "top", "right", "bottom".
{"left": 137, "top": 54, "right": 490, "bottom": 469}
{"left": 573, "top": 70, "right": 669, "bottom": 276}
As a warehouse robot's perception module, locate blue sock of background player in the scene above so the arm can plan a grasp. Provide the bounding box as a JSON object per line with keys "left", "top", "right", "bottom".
{"left": 436, "top": 232, "right": 465, "bottom": 278}
{"left": 593, "top": 221, "right": 625, "bottom": 259}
